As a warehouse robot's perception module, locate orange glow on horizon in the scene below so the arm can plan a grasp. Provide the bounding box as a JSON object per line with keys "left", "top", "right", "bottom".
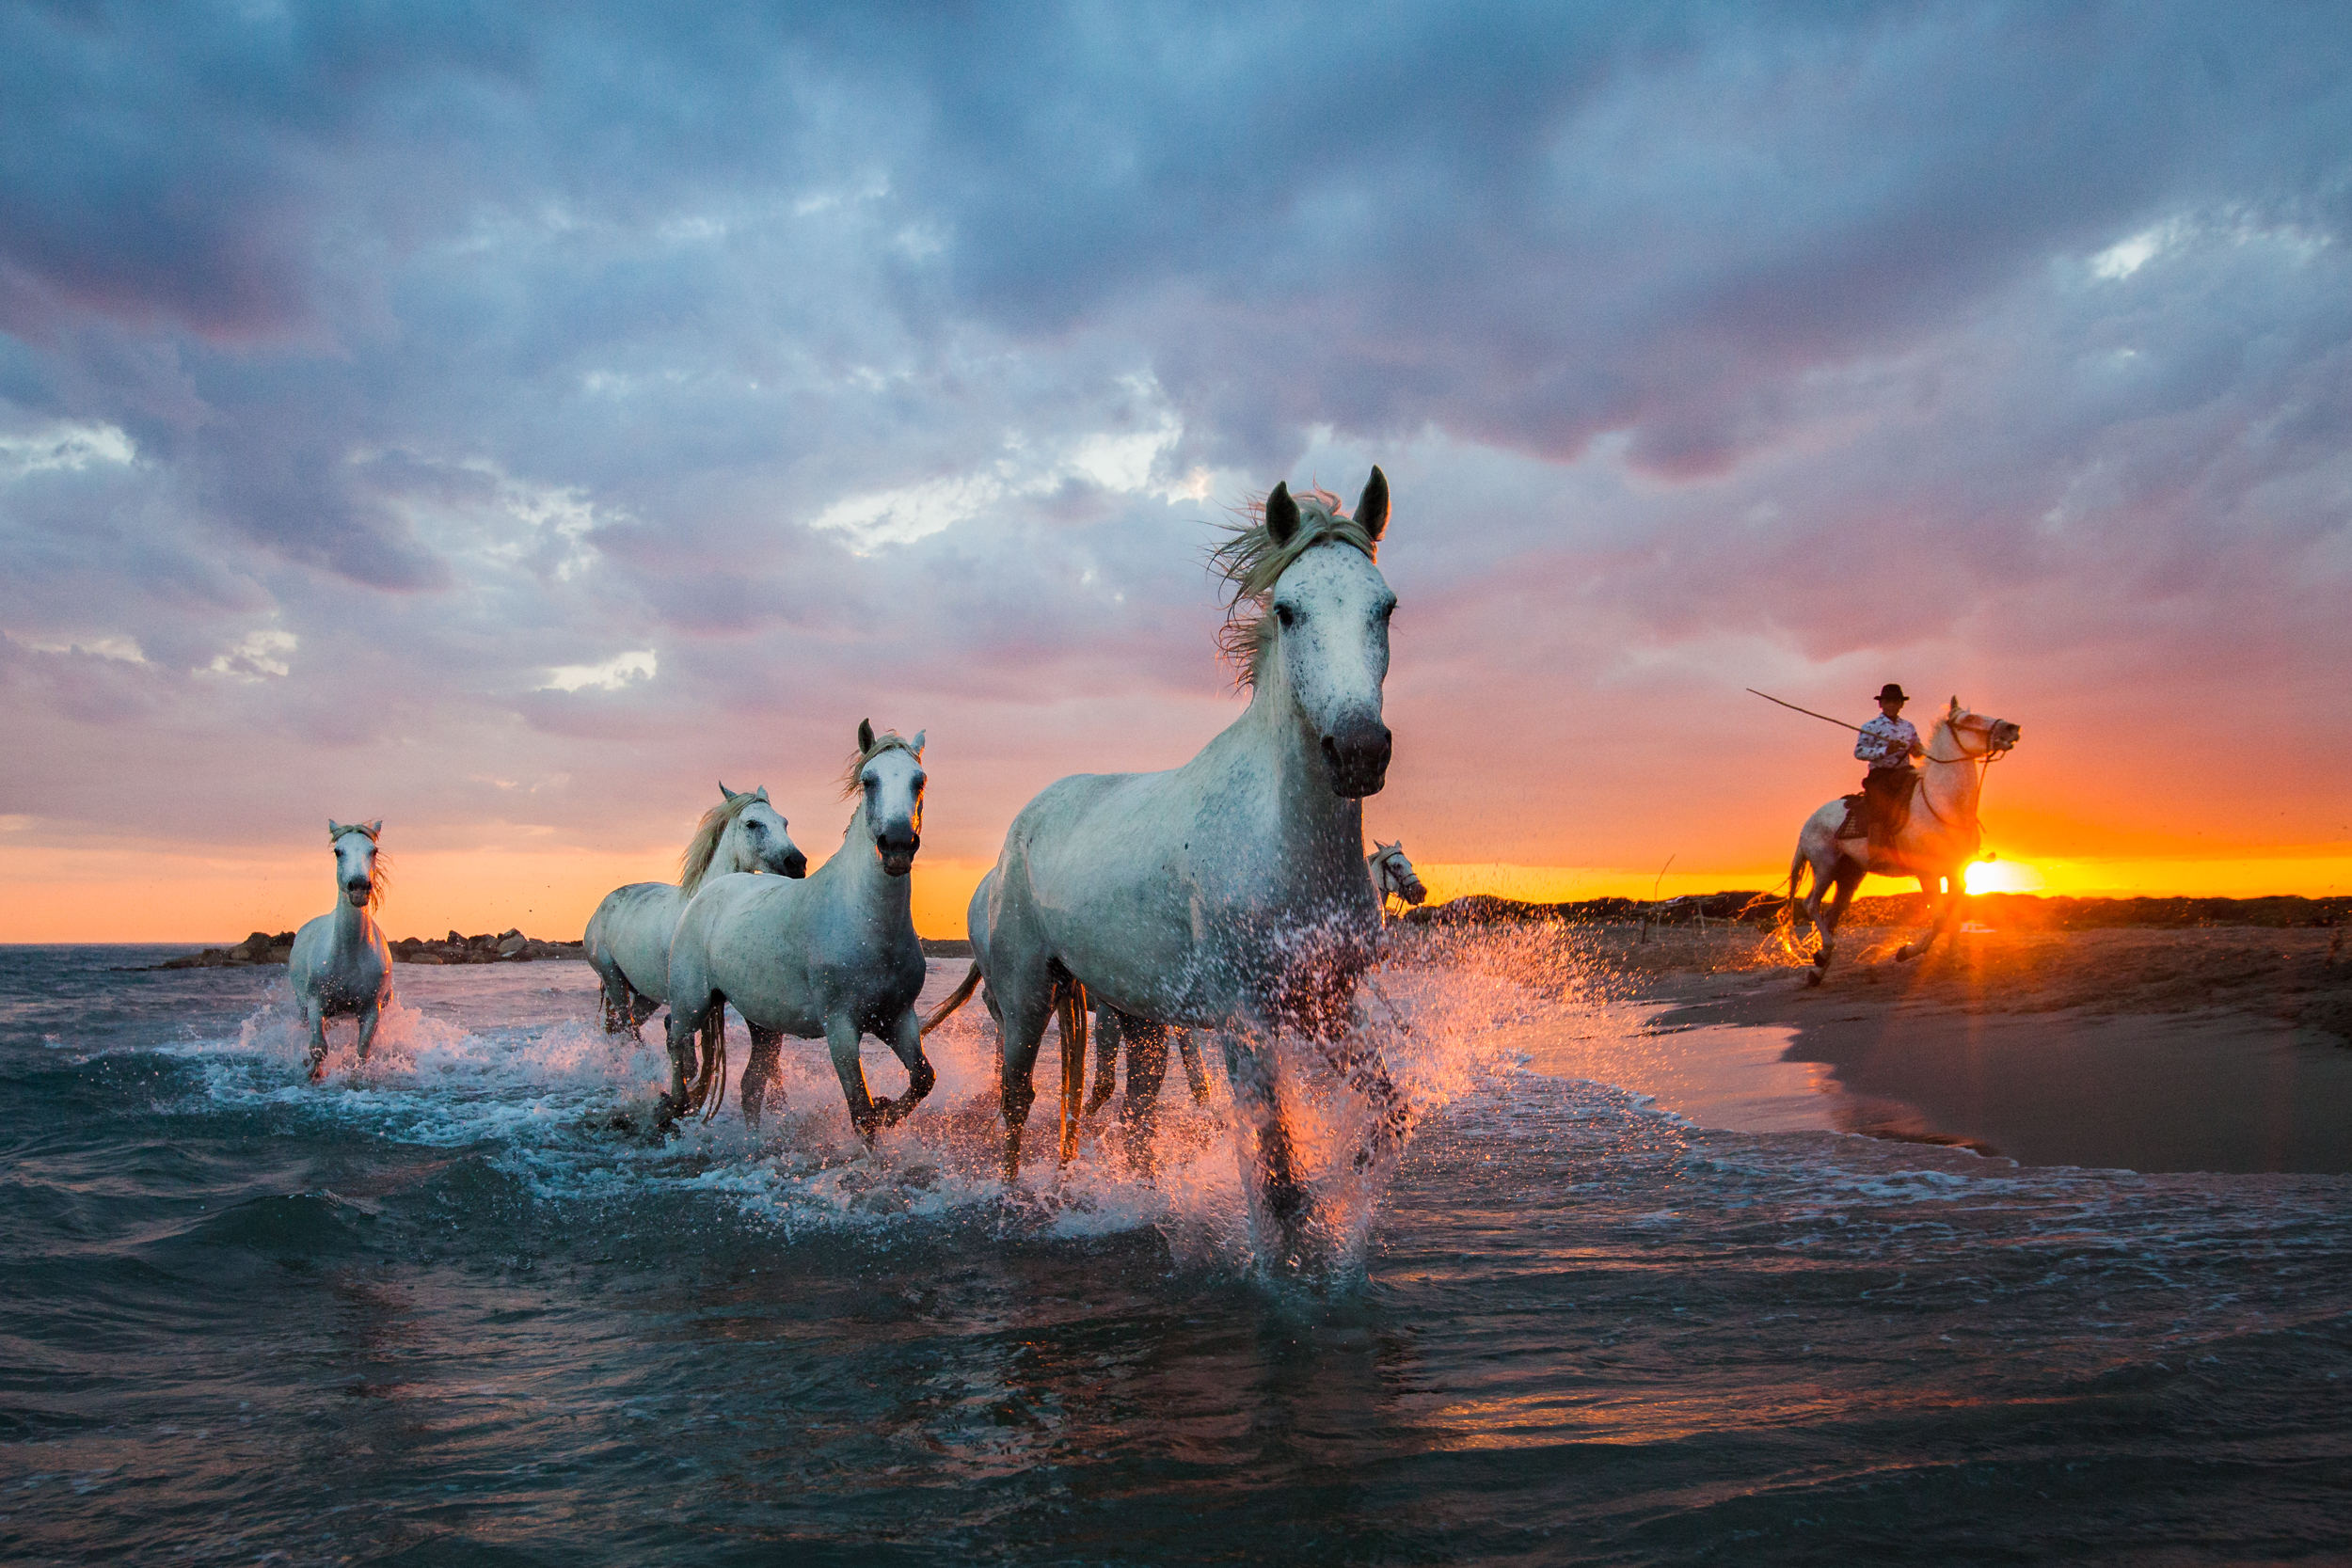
{"left": 4, "top": 844, "right": 2346, "bottom": 945}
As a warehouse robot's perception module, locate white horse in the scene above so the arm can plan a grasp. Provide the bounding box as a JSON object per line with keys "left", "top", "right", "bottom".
{"left": 289, "top": 819, "right": 394, "bottom": 1082}
{"left": 929, "top": 470, "right": 1404, "bottom": 1253}
{"left": 1368, "top": 841, "right": 1427, "bottom": 918}
{"left": 662, "top": 722, "right": 935, "bottom": 1135}
{"left": 582, "top": 784, "right": 807, "bottom": 1037}
{"left": 1788, "top": 698, "right": 2021, "bottom": 980}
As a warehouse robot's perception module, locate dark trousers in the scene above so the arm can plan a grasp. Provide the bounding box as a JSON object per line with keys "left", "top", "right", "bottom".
{"left": 1862, "top": 767, "right": 1915, "bottom": 846}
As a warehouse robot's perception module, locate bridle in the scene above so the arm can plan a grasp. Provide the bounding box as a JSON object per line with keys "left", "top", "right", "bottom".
{"left": 1914, "top": 716, "right": 2015, "bottom": 830}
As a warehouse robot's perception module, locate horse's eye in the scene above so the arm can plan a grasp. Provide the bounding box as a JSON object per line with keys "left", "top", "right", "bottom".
{"left": 1276, "top": 605, "right": 1295, "bottom": 627}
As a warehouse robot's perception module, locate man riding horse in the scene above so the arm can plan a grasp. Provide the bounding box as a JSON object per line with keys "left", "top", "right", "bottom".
{"left": 1850, "top": 682, "right": 1925, "bottom": 855}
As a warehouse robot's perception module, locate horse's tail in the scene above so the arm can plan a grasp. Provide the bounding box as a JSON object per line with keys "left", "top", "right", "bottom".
{"left": 1056, "top": 980, "right": 1089, "bottom": 1166}
{"left": 689, "top": 1006, "right": 727, "bottom": 1122}
{"left": 920, "top": 962, "right": 983, "bottom": 1037}
{"left": 1784, "top": 846, "right": 1811, "bottom": 924}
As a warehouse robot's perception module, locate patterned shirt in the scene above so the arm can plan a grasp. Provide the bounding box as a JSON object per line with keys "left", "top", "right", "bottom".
{"left": 1855, "top": 714, "right": 1920, "bottom": 770}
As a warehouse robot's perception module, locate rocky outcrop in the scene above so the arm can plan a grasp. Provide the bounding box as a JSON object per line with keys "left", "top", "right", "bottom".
{"left": 153, "top": 928, "right": 585, "bottom": 970}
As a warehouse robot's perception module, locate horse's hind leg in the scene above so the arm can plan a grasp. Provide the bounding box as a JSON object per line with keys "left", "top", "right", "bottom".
{"left": 1086, "top": 1006, "right": 1121, "bottom": 1115}
{"left": 1318, "top": 1032, "right": 1411, "bottom": 1170}
{"left": 740, "top": 1022, "right": 784, "bottom": 1129}
{"left": 658, "top": 995, "right": 708, "bottom": 1123}
{"left": 992, "top": 977, "right": 1055, "bottom": 1186}
{"left": 1810, "top": 863, "right": 1863, "bottom": 985}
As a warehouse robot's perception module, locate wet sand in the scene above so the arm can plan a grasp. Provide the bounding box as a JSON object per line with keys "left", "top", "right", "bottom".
{"left": 1616, "top": 926, "right": 2352, "bottom": 1174}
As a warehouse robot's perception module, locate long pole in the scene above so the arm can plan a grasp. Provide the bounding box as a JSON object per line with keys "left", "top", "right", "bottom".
{"left": 1746, "top": 688, "right": 1863, "bottom": 735}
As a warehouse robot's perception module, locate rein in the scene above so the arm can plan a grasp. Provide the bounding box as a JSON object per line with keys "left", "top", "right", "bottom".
{"left": 1911, "top": 728, "right": 2010, "bottom": 832}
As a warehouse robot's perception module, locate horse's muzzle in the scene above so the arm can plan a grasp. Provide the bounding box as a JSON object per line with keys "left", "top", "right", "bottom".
{"left": 345, "top": 880, "right": 372, "bottom": 905}
{"left": 876, "top": 832, "right": 919, "bottom": 878}
{"left": 1321, "top": 723, "right": 1392, "bottom": 799}
{"left": 781, "top": 849, "right": 809, "bottom": 879}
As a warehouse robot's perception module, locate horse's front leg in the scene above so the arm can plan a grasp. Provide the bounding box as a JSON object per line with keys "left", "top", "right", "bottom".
{"left": 355, "top": 1000, "right": 381, "bottom": 1065}
{"left": 875, "top": 1006, "right": 936, "bottom": 1129}
{"left": 304, "top": 1001, "right": 330, "bottom": 1084}
{"left": 1086, "top": 1006, "right": 1121, "bottom": 1115}
{"left": 823, "top": 1014, "right": 882, "bottom": 1145}
{"left": 1217, "top": 1028, "right": 1309, "bottom": 1253}
{"left": 1897, "top": 872, "right": 1956, "bottom": 962}
{"left": 1318, "top": 1030, "right": 1411, "bottom": 1172}
{"left": 1116, "top": 1013, "right": 1170, "bottom": 1178}
{"left": 658, "top": 1001, "right": 705, "bottom": 1123}
{"left": 1173, "top": 1030, "right": 1210, "bottom": 1102}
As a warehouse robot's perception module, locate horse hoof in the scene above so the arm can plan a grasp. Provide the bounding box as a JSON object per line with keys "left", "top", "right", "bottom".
{"left": 1894, "top": 946, "right": 1915, "bottom": 964}
{"left": 1804, "top": 970, "right": 1823, "bottom": 988}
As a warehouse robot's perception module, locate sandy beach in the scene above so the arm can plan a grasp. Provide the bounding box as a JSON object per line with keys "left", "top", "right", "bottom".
{"left": 1398, "top": 922, "right": 2352, "bottom": 1175}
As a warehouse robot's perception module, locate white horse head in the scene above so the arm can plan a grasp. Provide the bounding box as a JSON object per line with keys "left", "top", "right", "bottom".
{"left": 1368, "top": 840, "right": 1427, "bottom": 907}
{"left": 683, "top": 783, "right": 807, "bottom": 892}
{"left": 325, "top": 818, "right": 384, "bottom": 910}
{"left": 1936, "top": 696, "right": 2022, "bottom": 758}
{"left": 1215, "top": 467, "right": 1395, "bottom": 798}
{"left": 844, "top": 719, "right": 926, "bottom": 877}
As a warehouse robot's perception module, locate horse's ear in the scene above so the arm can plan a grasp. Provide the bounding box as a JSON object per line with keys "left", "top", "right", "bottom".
{"left": 754, "top": 785, "right": 769, "bottom": 801}
{"left": 365, "top": 819, "right": 382, "bottom": 838}
{"left": 857, "top": 718, "right": 875, "bottom": 753}
{"left": 1355, "top": 466, "right": 1389, "bottom": 543}
{"left": 911, "top": 729, "right": 926, "bottom": 756}
{"left": 718, "top": 780, "right": 737, "bottom": 801}
{"left": 327, "top": 818, "right": 343, "bottom": 839}
{"left": 1265, "top": 482, "right": 1300, "bottom": 546}
{"left": 1948, "top": 696, "right": 1962, "bottom": 717}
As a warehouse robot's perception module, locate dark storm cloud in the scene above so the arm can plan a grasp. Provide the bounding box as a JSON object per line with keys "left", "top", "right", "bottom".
{"left": 2, "top": 0, "right": 2349, "bottom": 873}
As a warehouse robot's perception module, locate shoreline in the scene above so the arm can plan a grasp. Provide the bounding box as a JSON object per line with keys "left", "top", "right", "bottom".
{"left": 1613, "top": 926, "right": 2352, "bottom": 1174}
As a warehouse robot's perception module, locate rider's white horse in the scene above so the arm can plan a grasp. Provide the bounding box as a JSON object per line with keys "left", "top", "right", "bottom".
{"left": 1368, "top": 841, "right": 1427, "bottom": 918}
{"left": 289, "top": 820, "right": 394, "bottom": 1082}
{"left": 1788, "top": 698, "right": 2021, "bottom": 980}
{"left": 582, "top": 784, "right": 807, "bottom": 1037}
{"left": 663, "top": 722, "right": 935, "bottom": 1135}
{"left": 930, "top": 470, "right": 1403, "bottom": 1254}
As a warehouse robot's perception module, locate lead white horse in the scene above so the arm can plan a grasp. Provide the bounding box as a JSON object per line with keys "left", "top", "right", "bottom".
{"left": 662, "top": 722, "right": 935, "bottom": 1136}
{"left": 929, "top": 469, "right": 1405, "bottom": 1256}
{"left": 582, "top": 784, "right": 807, "bottom": 1037}
{"left": 289, "top": 819, "right": 394, "bottom": 1082}
{"left": 1788, "top": 698, "right": 2021, "bottom": 980}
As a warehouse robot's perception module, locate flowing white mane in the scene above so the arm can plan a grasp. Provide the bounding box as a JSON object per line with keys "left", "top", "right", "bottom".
{"left": 1209, "top": 484, "right": 1379, "bottom": 686}
{"left": 679, "top": 793, "right": 759, "bottom": 895}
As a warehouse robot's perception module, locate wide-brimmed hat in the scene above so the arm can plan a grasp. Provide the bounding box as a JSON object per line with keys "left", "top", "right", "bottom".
{"left": 1875, "top": 683, "right": 1909, "bottom": 703}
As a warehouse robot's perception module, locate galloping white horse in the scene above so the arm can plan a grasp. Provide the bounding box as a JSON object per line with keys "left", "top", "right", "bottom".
{"left": 1367, "top": 841, "right": 1427, "bottom": 918}
{"left": 930, "top": 469, "right": 1404, "bottom": 1254}
{"left": 289, "top": 819, "right": 394, "bottom": 1082}
{"left": 1788, "top": 698, "right": 2021, "bottom": 979}
{"left": 663, "top": 722, "right": 935, "bottom": 1136}
{"left": 582, "top": 784, "right": 807, "bottom": 1037}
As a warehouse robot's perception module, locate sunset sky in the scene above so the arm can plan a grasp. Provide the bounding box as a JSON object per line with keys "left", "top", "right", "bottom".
{"left": 4, "top": 3, "right": 2349, "bottom": 942}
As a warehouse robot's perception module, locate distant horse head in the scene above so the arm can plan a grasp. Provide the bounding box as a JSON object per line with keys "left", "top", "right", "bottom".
{"left": 1213, "top": 467, "right": 1395, "bottom": 798}
{"left": 682, "top": 784, "right": 807, "bottom": 895}
{"left": 842, "top": 720, "right": 926, "bottom": 877}
{"left": 326, "top": 819, "right": 385, "bottom": 911}
{"left": 1935, "top": 697, "right": 2022, "bottom": 760}
{"left": 1368, "top": 840, "right": 1427, "bottom": 908}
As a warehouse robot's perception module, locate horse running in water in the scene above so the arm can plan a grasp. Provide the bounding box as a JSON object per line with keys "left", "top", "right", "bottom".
{"left": 290, "top": 819, "right": 394, "bottom": 1083}
{"left": 1788, "top": 697, "right": 2021, "bottom": 980}
{"left": 926, "top": 469, "right": 1406, "bottom": 1259}
{"left": 582, "top": 784, "right": 807, "bottom": 1038}
{"left": 663, "top": 722, "right": 935, "bottom": 1136}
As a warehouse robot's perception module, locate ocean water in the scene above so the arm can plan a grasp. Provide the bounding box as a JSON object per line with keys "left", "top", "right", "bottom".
{"left": 4, "top": 942, "right": 2348, "bottom": 1566}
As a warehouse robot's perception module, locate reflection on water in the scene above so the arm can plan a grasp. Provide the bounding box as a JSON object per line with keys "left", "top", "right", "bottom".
{"left": 3, "top": 946, "right": 2349, "bottom": 1565}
